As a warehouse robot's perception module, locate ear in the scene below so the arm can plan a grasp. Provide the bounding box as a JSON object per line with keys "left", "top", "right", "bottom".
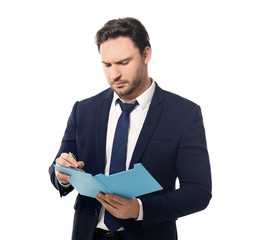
{"left": 142, "top": 46, "right": 152, "bottom": 64}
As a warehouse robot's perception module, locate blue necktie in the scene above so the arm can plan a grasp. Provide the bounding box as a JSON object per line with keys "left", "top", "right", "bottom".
{"left": 104, "top": 99, "right": 138, "bottom": 232}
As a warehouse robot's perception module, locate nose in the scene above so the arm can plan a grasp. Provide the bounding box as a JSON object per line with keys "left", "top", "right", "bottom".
{"left": 110, "top": 66, "right": 121, "bottom": 81}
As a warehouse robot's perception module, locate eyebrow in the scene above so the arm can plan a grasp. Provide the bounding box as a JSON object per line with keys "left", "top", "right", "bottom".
{"left": 101, "top": 57, "right": 132, "bottom": 65}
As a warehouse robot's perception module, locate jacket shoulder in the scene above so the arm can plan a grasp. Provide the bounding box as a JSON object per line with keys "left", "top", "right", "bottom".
{"left": 165, "top": 91, "right": 198, "bottom": 107}
{"left": 79, "top": 88, "right": 112, "bottom": 105}
{"left": 158, "top": 86, "right": 200, "bottom": 113}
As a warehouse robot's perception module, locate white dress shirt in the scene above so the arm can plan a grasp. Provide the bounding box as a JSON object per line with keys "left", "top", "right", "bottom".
{"left": 96, "top": 80, "right": 155, "bottom": 230}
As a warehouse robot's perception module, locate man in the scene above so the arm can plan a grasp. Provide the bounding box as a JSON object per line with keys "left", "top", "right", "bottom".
{"left": 49, "top": 17, "right": 212, "bottom": 240}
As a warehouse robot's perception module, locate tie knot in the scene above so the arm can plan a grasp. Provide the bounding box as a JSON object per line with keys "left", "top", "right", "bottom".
{"left": 118, "top": 100, "right": 138, "bottom": 113}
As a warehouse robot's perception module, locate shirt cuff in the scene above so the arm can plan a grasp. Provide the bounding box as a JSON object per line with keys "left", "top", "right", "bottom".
{"left": 58, "top": 180, "right": 71, "bottom": 188}
{"left": 136, "top": 198, "right": 144, "bottom": 221}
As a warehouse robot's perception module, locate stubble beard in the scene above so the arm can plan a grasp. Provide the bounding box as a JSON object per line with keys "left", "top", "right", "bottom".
{"left": 112, "top": 78, "right": 142, "bottom": 98}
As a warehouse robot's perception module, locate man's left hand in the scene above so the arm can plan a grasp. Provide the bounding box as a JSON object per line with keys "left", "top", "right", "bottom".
{"left": 96, "top": 193, "right": 139, "bottom": 219}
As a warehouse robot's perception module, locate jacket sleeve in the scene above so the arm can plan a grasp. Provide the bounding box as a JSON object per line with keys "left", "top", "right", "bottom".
{"left": 48, "top": 101, "right": 79, "bottom": 197}
{"left": 140, "top": 105, "right": 212, "bottom": 229}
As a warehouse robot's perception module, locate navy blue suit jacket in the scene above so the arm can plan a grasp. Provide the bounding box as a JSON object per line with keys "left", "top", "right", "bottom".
{"left": 49, "top": 83, "right": 212, "bottom": 240}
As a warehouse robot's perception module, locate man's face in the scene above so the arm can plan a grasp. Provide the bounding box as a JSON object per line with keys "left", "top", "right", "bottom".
{"left": 100, "top": 36, "right": 151, "bottom": 102}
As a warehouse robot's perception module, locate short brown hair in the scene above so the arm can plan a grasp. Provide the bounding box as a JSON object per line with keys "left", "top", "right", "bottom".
{"left": 95, "top": 17, "right": 151, "bottom": 54}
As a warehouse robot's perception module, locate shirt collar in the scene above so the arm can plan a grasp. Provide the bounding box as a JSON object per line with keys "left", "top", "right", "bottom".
{"left": 112, "top": 79, "right": 155, "bottom": 110}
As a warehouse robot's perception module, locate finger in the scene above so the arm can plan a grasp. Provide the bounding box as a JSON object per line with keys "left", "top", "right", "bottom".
{"left": 55, "top": 156, "right": 67, "bottom": 166}
{"left": 96, "top": 194, "right": 106, "bottom": 205}
{"left": 96, "top": 193, "right": 139, "bottom": 219}
{"left": 97, "top": 192, "right": 105, "bottom": 199}
{"left": 96, "top": 193, "right": 110, "bottom": 205}
{"left": 55, "top": 169, "right": 71, "bottom": 184}
{"left": 99, "top": 196, "right": 133, "bottom": 219}
{"left": 55, "top": 169, "right": 70, "bottom": 180}
{"left": 96, "top": 193, "right": 119, "bottom": 209}
{"left": 96, "top": 195, "right": 119, "bottom": 217}
{"left": 104, "top": 194, "right": 125, "bottom": 206}
{"left": 55, "top": 155, "right": 71, "bottom": 166}
{"left": 60, "top": 153, "right": 79, "bottom": 167}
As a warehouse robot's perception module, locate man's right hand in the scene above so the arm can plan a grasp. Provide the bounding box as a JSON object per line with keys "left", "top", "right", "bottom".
{"left": 55, "top": 153, "right": 85, "bottom": 184}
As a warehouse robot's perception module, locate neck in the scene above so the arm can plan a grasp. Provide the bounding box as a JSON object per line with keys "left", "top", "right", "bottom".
{"left": 121, "top": 77, "right": 152, "bottom": 103}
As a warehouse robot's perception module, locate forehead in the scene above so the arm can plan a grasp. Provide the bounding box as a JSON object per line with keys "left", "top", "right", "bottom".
{"left": 100, "top": 36, "right": 140, "bottom": 62}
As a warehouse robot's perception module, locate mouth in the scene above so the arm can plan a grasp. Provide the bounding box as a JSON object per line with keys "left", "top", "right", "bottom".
{"left": 113, "top": 81, "right": 127, "bottom": 88}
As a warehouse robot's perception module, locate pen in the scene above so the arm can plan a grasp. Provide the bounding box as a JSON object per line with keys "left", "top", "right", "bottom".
{"left": 63, "top": 152, "right": 85, "bottom": 172}
{"left": 69, "top": 152, "right": 77, "bottom": 161}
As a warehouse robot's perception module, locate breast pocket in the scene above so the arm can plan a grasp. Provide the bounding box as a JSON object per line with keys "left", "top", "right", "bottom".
{"left": 144, "top": 138, "right": 174, "bottom": 162}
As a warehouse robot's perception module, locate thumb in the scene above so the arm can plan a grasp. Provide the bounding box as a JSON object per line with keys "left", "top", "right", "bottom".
{"left": 77, "top": 161, "right": 85, "bottom": 169}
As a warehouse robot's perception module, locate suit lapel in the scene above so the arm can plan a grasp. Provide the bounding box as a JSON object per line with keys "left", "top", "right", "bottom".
{"left": 129, "top": 84, "right": 164, "bottom": 168}
{"left": 95, "top": 89, "right": 113, "bottom": 173}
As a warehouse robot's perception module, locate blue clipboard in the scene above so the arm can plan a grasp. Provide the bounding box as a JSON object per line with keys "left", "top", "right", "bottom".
{"left": 55, "top": 163, "right": 163, "bottom": 198}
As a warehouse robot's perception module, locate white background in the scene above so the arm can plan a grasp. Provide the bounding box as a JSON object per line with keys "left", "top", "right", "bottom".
{"left": 1, "top": 0, "right": 265, "bottom": 239}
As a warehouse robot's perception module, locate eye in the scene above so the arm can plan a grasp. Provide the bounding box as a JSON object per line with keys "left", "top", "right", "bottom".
{"left": 103, "top": 63, "right": 111, "bottom": 68}
{"left": 120, "top": 61, "right": 129, "bottom": 66}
